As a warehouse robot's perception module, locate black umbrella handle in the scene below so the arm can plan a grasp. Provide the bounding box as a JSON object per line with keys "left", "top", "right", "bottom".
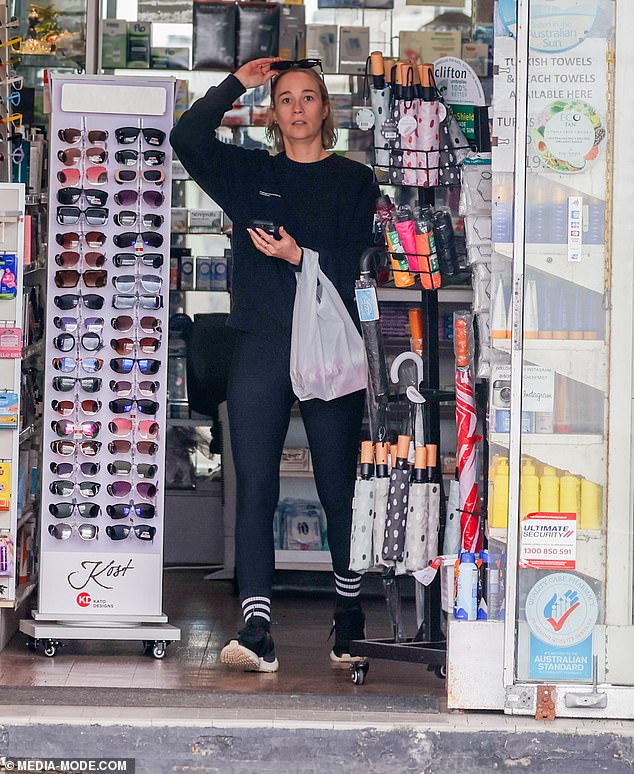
{"left": 359, "top": 246, "right": 386, "bottom": 277}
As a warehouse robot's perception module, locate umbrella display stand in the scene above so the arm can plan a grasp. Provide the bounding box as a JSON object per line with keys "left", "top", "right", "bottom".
{"left": 351, "top": 253, "right": 456, "bottom": 684}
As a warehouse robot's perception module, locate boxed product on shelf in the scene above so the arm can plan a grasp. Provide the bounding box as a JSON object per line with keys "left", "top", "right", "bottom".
{"left": 280, "top": 447, "right": 310, "bottom": 472}
{"left": 189, "top": 208, "right": 223, "bottom": 233}
{"left": 338, "top": 26, "right": 369, "bottom": 75}
{"left": 195, "top": 257, "right": 213, "bottom": 291}
{"left": 236, "top": 3, "right": 281, "bottom": 67}
{"left": 279, "top": 4, "right": 306, "bottom": 60}
{"left": 193, "top": 0, "right": 236, "bottom": 69}
{"left": 287, "top": 511, "right": 322, "bottom": 551}
{"left": 210, "top": 256, "right": 228, "bottom": 291}
{"left": 101, "top": 19, "right": 128, "bottom": 69}
{"left": 127, "top": 22, "right": 152, "bottom": 68}
{"left": 0, "top": 393, "right": 18, "bottom": 429}
{"left": 151, "top": 47, "right": 190, "bottom": 70}
{"left": 221, "top": 103, "right": 251, "bottom": 126}
{"left": 171, "top": 207, "right": 188, "bottom": 234}
{"left": 274, "top": 498, "right": 326, "bottom": 550}
{"left": 462, "top": 42, "right": 490, "bottom": 77}
{"left": 306, "top": 25, "right": 338, "bottom": 73}
{"left": 174, "top": 79, "right": 190, "bottom": 122}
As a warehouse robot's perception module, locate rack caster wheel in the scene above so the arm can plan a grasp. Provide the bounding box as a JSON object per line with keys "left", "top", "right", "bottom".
{"left": 26, "top": 637, "right": 39, "bottom": 652}
{"left": 43, "top": 640, "right": 59, "bottom": 658}
{"left": 434, "top": 664, "right": 447, "bottom": 680}
{"left": 351, "top": 661, "right": 369, "bottom": 685}
{"left": 151, "top": 641, "right": 167, "bottom": 659}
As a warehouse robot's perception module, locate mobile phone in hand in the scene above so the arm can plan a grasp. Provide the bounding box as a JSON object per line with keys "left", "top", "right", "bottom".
{"left": 249, "top": 219, "right": 281, "bottom": 240}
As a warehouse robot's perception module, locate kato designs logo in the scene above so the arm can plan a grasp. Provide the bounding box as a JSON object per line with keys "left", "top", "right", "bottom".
{"left": 525, "top": 573, "right": 598, "bottom": 647}
{"left": 76, "top": 592, "right": 92, "bottom": 607}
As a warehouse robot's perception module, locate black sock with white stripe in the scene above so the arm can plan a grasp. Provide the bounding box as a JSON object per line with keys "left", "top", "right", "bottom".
{"left": 334, "top": 572, "right": 362, "bottom": 610}
{"left": 241, "top": 596, "right": 272, "bottom": 627}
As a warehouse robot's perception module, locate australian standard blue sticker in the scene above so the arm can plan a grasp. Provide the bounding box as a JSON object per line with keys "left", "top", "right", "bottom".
{"left": 355, "top": 286, "right": 380, "bottom": 322}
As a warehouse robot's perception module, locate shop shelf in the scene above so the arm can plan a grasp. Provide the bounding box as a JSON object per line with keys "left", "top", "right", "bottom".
{"left": 377, "top": 286, "right": 473, "bottom": 304}
{"left": 486, "top": 526, "right": 604, "bottom": 582}
{"left": 494, "top": 242, "right": 605, "bottom": 293}
{"left": 0, "top": 578, "right": 37, "bottom": 610}
{"left": 274, "top": 549, "right": 333, "bottom": 572}
{"left": 492, "top": 338, "right": 608, "bottom": 392}
{"left": 19, "top": 419, "right": 41, "bottom": 446}
{"left": 489, "top": 432, "right": 606, "bottom": 485}
{"left": 279, "top": 470, "right": 313, "bottom": 478}
{"left": 167, "top": 417, "right": 213, "bottom": 427}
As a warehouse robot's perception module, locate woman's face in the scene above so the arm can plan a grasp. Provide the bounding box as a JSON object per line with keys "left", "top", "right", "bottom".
{"left": 272, "top": 71, "right": 328, "bottom": 146}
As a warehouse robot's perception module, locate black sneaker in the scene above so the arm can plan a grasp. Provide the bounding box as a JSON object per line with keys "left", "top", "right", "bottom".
{"left": 329, "top": 606, "right": 366, "bottom": 663}
{"left": 220, "top": 618, "right": 279, "bottom": 673}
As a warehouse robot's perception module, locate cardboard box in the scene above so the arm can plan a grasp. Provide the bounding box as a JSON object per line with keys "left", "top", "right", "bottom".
{"left": 279, "top": 4, "right": 306, "bottom": 60}
{"left": 101, "top": 19, "right": 127, "bottom": 69}
{"left": 339, "top": 26, "right": 369, "bottom": 75}
{"left": 151, "top": 46, "right": 190, "bottom": 70}
{"left": 306, "top": 25, "right": 338, "bottom": 73}
{"left": 280, "top": 448, "right": 310, "bottom": 472}
{"left": 127, "top": 21, "right": 151, "bottom": 68}
{"left": 399, "top": 30, "right": 461, "bottom": 64}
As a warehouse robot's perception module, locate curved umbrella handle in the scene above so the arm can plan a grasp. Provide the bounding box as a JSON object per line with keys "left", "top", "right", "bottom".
{"left": 390, "top": 351, "right": 424, "bottom": 387}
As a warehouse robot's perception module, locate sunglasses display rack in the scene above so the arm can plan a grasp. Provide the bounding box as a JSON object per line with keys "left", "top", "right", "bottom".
{"left": 0, "top": 183, "right": 27, "bottom": 613}
{"left": 0, "top": 1, "right": 20, "bottom": 183}
{"left": 20, "top": 73, "right": 180, "bottom": 658}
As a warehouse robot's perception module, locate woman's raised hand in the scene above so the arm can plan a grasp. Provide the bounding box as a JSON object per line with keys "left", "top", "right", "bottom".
{"left": 234, "top": 58, "right": 280, "bottom": 90}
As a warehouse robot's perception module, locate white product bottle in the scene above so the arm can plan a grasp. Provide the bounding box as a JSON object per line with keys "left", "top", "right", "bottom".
{"left": 454, "top": 552, "right": 478, "bottom": 620}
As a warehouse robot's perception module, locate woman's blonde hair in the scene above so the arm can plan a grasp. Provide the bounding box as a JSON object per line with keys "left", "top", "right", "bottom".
{"left": 265, "top": 67, "right": 337, "bottom": 153}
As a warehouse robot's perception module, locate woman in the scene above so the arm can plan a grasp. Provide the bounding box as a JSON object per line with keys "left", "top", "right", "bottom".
{"left": 170, "top": 58, "right": 379, "bottom": 673}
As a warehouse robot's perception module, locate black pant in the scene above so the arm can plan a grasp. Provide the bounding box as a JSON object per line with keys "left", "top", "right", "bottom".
{"left": 227, "top": 329, "right": 365, "bottom": 601}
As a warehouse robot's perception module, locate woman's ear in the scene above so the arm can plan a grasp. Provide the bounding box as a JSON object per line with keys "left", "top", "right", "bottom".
{"left": 322, "top": 101, "right": 330, "bottom": 121}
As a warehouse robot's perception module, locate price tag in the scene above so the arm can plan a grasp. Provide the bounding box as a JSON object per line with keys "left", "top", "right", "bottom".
{"left": 355, "top": 107, "right": 375, "bottom": 131}
{"left": 397, "top": 113, "right": 417, "bottom": 138}
{"left": 519, "top": 512, "right": 577, "bottom": 570}
{"left": 381, "top": 118, "right": 399, "bottom": 141}
{"left": 437, "top": 102, "right": 447, "bottom": 122}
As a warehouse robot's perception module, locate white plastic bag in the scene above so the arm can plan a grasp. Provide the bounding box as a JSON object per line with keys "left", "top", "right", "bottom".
{"left": 290, "top": 249, "right": 367, "bottom": 401}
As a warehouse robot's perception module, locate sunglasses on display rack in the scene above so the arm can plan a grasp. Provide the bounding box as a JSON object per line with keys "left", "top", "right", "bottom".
{"left": 0, "top": 113, "right": 23, "bottom": 129}
{"left": 57, "top": 166, "right": 108, "bottom": 186}
{"left": 108, "top": 440, "right": 159, "bottom": 455}
{"left": 51, "top": 419, "right": 101, "bottom": 439}
{"left": 109, "top": 398, "right": 159, "bottom": 415}
{"left": 107, "top": 501, "right": 157, "bottom": 519}
{"left": 113, "top": 189, "right": 165, "bottom": 208}
{"left": 57, "top": 206, "right": 109, "bottom": 226}
{"left": 110, "top": 337, "right": 161, "bottom": 355}
{"left": 49, "top": 501, "right": 101, "bottom": 520}
{"left": 114, "top": 169, "right": 165, "bottom": 185}
{"left": 58, "top": 147, "right": 108, "bottom": 166}
{"left": 54, "top": 316, "right": 104, "bottom": 333}
{"left": 52, "top": 377, "right": 102, "bottom": 393}
{"left": 112, "top": 253, "right": 163, "bottom": 270}
{"left": 106, "top": 523, "right": 156, "bottom": 541}
{"left": 110, "top": 380, "right": 159, "bottom": 397}
{"left": 51, "top": 399, "right": 102, "bottom": 417}
{"left": 54, "top": 293, "right": 105, "bottom": 311}
{"left": 56, "top": 231, "right": 107, "bottom": 249}
{"left": 112, "top": 275, "right": 163, "bottom": 294}
{"left": 49, "top": 480, "right": 101, "bottom": 498}
{"left": 53, "top": 331, "right": 103, "bottom": 353}
{"left": 111, "top": 315, "right": 162, "bottom": 333}
{"left": 112, "top": 295, "right": 163, "bottom": 311}
{"left": 108, "top": 418, "right": 159, "bottom": 438}
{"left": 0, "top": 144, "right": 25, "bottom": 165}
{"left": 107, "top": 461, "right": 158, "bottom": 478}
{"left": 114, "top": 149, "right": 165, "bottom": 166}
{"left": 57, "top": 188, "right": 109, "bottom": 207}
{"left": 109, "top": 357, "right": 161, "bottom": 375}
{"left": 50, "top": 461, "right": 101, "bottom": 477}
{"left": 113, "top": 231, "right": 163, "bottom": 249}
{"left": 50, "top": 439, "right": 102, "bottom": 456}
{"left": 58, "top": 128, "right": 108, "bottom": 145}
{"left": 0, "top": 91, "right": 21, "bottom": 108}
{"left": 114, "top": 127, "right": 166, "bottom": 146}
{"left": 48, "top": 523, "right": 99, "bottom": 541}
{"left": 52, "top": 357, "right": 103, "bottom": 373}
{"left": 55, "top": 251, "right": 106, "bottom": 269}
{"left": 113, "top": 212, "right": 164, "bottom": 229}
{"left": 54, "top": 270, "right": 108, "bottom": 289}
{"left": 0, "top": 75, "right": 23, "bottom": 91}
{"left": 107, "top": 481, "right": 157, "bottom": 499}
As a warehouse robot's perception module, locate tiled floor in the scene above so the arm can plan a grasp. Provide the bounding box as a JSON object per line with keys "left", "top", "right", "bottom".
{"left": 0, "top": 570, "right": 445, "bottom": 699}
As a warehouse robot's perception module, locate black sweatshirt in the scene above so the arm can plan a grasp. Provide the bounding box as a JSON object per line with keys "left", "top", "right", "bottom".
{"left": 170, "top": 74, "right": 379, "bottom": 333}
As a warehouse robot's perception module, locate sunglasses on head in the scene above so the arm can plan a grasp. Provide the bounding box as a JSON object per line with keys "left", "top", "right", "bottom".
{"left": 57, "top": 166, "right": 108, "bottom": 186}
{"left": 49, "top": 522, "right": 99, "bottom": 540}
{"left": 107, "top": 501, "right": 157, "bottom": 519}
{"left": 114, "top": 127, "right": 166, "bottom": 146}
{"left": 271, "top": 58, "right": 323, "bottom": 73}
{"left": 49, "top": 501, "right": 101, "bottom": 519}
{"left": 52, "top": 376, "right": 102, "bottom": 393}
